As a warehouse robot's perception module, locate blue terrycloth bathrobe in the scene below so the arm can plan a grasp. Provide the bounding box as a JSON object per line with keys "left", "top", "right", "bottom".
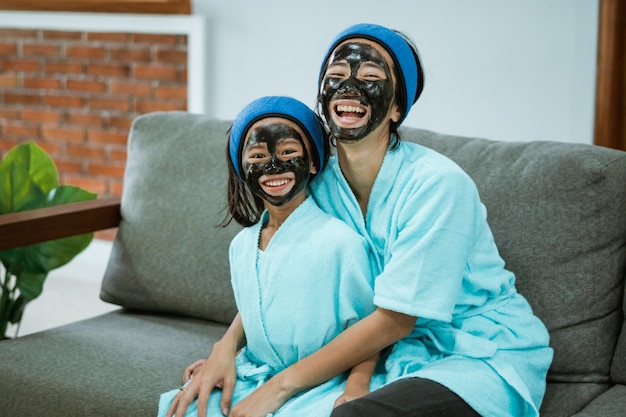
{"left": 158, "top": 198, "right": 379, "bottom": 416}
{"left": 310, "top": 142, "right": 554, "bottom": 417}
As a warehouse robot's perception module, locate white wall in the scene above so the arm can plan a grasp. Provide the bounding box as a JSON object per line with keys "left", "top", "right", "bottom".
{"left": 192, "top": 0, "right": 599, "bottom": 144}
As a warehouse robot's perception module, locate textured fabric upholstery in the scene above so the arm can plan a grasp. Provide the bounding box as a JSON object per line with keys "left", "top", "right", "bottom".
{"left": 0, "top": 310, "right": 224, "bottom": 417}
{"left": 100, "top": 113, "right": 241, "bottom": 325}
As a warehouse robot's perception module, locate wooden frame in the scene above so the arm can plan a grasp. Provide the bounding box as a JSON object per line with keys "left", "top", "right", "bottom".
{"left": 0, "top": 198, "right": 121, "bottom": 251}
{"left": 0, "top": 0, "right": 191, "bottom": 15}
{"left": 594, "top": 0, "right": 626, "bottom": 150}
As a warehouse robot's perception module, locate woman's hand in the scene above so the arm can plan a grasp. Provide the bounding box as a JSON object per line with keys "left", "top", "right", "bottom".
{"left": 165, "top": 344, "right": 237, "bottom": 417}
{"left": 333, "top": 385, "right": 370, "bottom": 409}
{"left": 228, "top": 374, "right": 293, "bottom": 417}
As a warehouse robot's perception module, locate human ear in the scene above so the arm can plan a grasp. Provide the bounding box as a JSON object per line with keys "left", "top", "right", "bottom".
{"left": 390, "top": 103, "right": 402, "bottom": 123}
{"left": 310, "top": 160, "right": 318, "bottom": 175}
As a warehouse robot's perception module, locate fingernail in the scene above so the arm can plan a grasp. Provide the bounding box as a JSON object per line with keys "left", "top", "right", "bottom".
{"left": 222, "top": 407, "right": 229, "bottom": 415}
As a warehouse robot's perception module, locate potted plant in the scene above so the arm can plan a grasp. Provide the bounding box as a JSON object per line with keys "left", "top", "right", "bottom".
{"left": 0, "top": 142, "right": 97, "bottom": 339}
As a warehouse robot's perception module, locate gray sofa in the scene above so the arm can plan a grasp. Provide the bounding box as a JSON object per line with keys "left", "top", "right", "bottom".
{"left": 0, "top": 112, "right": 625, "bottom": 417}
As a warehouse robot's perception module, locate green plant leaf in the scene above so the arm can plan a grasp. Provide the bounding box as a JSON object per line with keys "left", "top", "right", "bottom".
{"left": 14, "top": 271, "right": 47, "bottom": 302}
{"left": 8, "top": 294, "right": 27, "bottom": 323}
{"left": 0, "top": 142, "right": 58, "bottom": 214}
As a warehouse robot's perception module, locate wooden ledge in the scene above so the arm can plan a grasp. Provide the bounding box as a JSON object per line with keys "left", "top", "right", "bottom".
{"left": 0, "top": 0, "right": 192, "bottom": 15}
{"left": 0, "top": 198, "right": 121, "bottom": 251}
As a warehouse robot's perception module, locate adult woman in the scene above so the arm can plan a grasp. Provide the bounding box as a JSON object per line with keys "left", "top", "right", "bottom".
{"left": 310, "top": 23, "right": 553, "bottom": 417}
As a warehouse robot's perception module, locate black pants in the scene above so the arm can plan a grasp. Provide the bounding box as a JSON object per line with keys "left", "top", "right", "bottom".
{"left": 330, "top": 378, "right": 481, "bottom": 417}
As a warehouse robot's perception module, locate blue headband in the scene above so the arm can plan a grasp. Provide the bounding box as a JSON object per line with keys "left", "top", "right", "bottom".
{"left": 320, "top": 23, "right": 419, "bottom": 123}
{"left": 229, "top": 96, "right": 326, "bottom": 179}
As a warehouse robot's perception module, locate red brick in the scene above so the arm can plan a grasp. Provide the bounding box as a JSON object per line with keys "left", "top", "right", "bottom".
{"left": 65, "top": 45, "right": 106, "bottom": 59}
{"left": 67, "top": 79, "right": 106, "bottom": 93}
{"left": 134, "top": 100, "right": 186, "bottom": 114}
{"left": 66, "top": 143, "right": 107, "bottom": 159}
{"left": 135, "top": 100, "right": 185, "bottom": 114}
{"left": 43, "top": 30, "right": 83, "bottom": 41}
{"left": 0, "top": 29, "right": 38, "bottom": 39}
{"left": 65, "top": 112, "right": 104, "bottom": 127}
{"left": 107, "top": 115, "right": 134, "bottom": 130}
{"left": 41, "top": 126, "right": 85, "bottom": 142}
{"left": 0, "top": 42, "right": 17, "bottom": 54}
{"left": 3, "top": 93, "right": 41, "bottom": 106}
{"left": 2, "top": 58, "right": 40, "bottom": 73}
{"left": 45, "top": 95, "right": 84, "bottom": 108}
{"left": 109, "top": 148, "right": 128, "bottom": 162}
{"left": 56, "top": 159, "right": 85, "bottom": 174}
{"left": 88, "top": 162, "right": 125, "bottom": 178}
{"left": 87, "top": 97, "right": 129, "bottom": 112}
{"left": 0, "top": 138, "right": 20, "bottom": 153}
{"left": 88, "top": 130, "right": 128, "bottom": 145}
{"left": 21, "top": 109, "right": 62, "bottom": 124}
{"left": 155, "top": 85, "right": 187, "bottom": 100}
{"left": 4, "top": 124, "right": 40, "bottom": 138}
{"left": 86, "top": 32, "right": 128, "bottom": 43}
{"left": 109, "top": 80, "right": 152, "bottom": 97}
{"left": 180, "top": 68, "right": 187, "bottom": 83}
{"left": 133, "top": 65, "right": 177, "bottom": 81}
{"left": 33, "top": 141, "right": 62, "bottom": 157}
{"left": 0, "top": 108, "right": 18, "bottom": 120}
{"left": 22, "top": 43, "right": 60, "bottom": 57}
{"left": 155, "top": 49, "right": 187, "bottom": 64}
{"left": 23, "top": 77, "right": 61, "bottom": 90}
{"left": 45, "top": 61, "right": 84, "bottom": 74}
{"left": 0, "top": 74, "right": 18, "bottom": 88}
{"left": 87, "top": 63, "right": 130, "bottom": 78}
{"left": 109, "top": 47, "right": 151, "bottom": 62}
{"left": 132, "top": 33, "right": 179, "bottom": 45}
{"left": 62, "top": 175, "right": 107, "bottom": 194}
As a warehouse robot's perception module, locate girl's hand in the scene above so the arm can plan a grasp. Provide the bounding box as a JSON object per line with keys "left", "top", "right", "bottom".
{"left": 165, "top": 345, "right": 237, "bottom": 417}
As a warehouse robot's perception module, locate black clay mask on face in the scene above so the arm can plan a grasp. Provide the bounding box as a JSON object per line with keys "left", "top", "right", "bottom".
{"left": 321, "top": 42, "right": 395, "bottom": 142}
{"left": 242, "top": 122, "right": 311, "bottom": 207}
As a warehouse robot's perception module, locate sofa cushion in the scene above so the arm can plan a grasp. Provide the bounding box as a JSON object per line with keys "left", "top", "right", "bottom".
{"left": 101, "top": 112, "right": 241, "bottom": 324}
{"left": 401, "top": 127, "right": 626, "bottom": 383}
{"left": 0, "top": 310, "right": 227, "bottom": 417}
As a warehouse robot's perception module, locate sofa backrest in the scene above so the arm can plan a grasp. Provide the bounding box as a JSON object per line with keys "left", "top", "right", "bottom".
{"left": 101, "top": 112, "right": 626, "bottom": 384}
{"left": 400, "top": 126, "right": 626, "bottom": 384}
{"left": 101, "top": 112, "right": 241, "bottom": 325}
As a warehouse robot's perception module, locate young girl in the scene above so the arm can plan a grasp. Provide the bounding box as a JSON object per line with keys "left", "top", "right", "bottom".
{"left": 160, "top": 96, "right": 382, "bottom": 417}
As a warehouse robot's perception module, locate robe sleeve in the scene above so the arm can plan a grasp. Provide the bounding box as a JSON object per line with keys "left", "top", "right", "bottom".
{"left": 373, "top": 170, "right": 480, "bottom": 322}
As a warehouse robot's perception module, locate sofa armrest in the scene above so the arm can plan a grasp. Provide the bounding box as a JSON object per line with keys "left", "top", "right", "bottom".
{"left": 0, "top": 198, "right": 121, "bottom": 251}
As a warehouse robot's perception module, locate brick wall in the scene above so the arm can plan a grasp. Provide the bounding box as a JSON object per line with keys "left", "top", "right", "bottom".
{"left": 0, "top": 28, "right": 188, "bottom": 218}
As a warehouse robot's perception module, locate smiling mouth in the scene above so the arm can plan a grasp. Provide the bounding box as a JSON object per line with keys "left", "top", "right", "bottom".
{"left": 335, "top": 104, "right": 367, "bottom": 120}
{"left": 263, "top": 178, "right": 291, "bottom": 188}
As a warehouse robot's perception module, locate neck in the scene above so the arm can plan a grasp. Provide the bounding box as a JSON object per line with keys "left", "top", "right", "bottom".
{"left": 336, "top": 129, "right": 389, "bottom": 214}
{"left": 259, "top": 193, "right": 306, "bottom": 250}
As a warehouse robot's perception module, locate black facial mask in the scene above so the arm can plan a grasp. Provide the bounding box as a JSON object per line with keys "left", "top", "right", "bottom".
{"left": 321, "top": 42, "right": 395, "bottom": 142}
{"left": 242, "top": 123, "right": 311, "bottom": 207}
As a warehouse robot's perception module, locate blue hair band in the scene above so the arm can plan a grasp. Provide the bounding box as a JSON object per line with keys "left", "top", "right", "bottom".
{"left": 320, "top": 23, "right": 419, "bottom": 123}
{"left": 229, "top": 96, "right": 325, "bottom": 179}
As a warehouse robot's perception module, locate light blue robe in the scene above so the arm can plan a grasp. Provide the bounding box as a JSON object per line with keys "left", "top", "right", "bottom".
{"left": 310, "top": 142, "right": 553, "bottom": 417}
{"left": 158, "top": 197, "right": 380, "bottom": 416}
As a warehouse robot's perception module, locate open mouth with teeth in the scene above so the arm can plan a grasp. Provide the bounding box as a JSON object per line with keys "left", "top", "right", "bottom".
{"left": 336, "top": 104, "right": 366, "bottom": 119}
{"left": 261, "top": 177, "right": 293, "bottom": 194}
{"left": 331, "top": 101, "right": 370, "bottom": 129}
